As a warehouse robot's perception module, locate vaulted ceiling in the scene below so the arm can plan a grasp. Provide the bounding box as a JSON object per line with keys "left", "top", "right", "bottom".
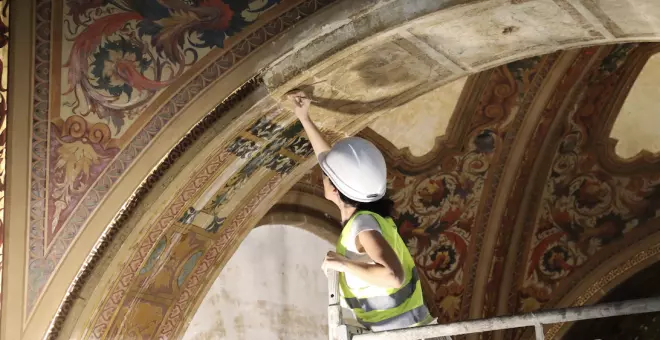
{"left": 287, "top": 44, "right": 660, "bottom": 340}
{"left": 3, "top": 1, "right": 660, "bottom": 339}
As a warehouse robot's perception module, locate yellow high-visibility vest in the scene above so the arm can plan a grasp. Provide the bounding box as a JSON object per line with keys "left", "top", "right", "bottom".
{"left": 337, "top": 211, "right": 432, "bottom": 331}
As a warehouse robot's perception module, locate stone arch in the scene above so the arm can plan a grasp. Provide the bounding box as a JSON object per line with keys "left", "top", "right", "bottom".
{"left": 13, "top": 0, "right": 660, "bottom": 339}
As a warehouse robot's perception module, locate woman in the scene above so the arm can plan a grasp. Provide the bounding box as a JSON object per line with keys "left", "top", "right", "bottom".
{"left": 289, "top": 91, "right": 448, "bottom": 337}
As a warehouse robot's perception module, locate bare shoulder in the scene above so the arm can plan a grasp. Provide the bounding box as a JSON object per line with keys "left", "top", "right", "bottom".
{"left": 354, "top": 214, "right": 384, "bottom": 252}
{"left": 352, "top": 214, "right": 381, "bottom": 233}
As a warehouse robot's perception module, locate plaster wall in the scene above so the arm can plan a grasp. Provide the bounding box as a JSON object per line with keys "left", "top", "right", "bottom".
{"left": 611, "top": 53, "right": 660, "bottom": 158}
{"left": 182, "top": 225, "right": 333, "bottom": 340}
{"left": 369, "top": 77, "right": 467, "bottom": 156}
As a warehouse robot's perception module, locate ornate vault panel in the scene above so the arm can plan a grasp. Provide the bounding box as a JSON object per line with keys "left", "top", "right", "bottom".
{"left": 481, "top": 46, "right": 600, "bottom": 323}
{"left": 26, "top": 0, "right": 337, "bottom": 317}
{"left": 507, "top": 44, "right": 660, "bottom": 339}
{"left": 383, "top": 56, "right": 554, "bottom": 323}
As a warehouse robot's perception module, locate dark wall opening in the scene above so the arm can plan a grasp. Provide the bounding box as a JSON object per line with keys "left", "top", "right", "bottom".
{"left": 563, "top": 260, "right": 660, "bottom": 340}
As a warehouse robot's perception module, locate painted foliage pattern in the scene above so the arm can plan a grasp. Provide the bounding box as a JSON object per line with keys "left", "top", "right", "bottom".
{"left": 28, "top": 0, "right": 330, "bottom": 314}
{"left": 63, "top": 0, "right": 280, "bottom": 133}
{"left": 44, "top": 0, "right": 282, "bottom": 251}
{"left": 48, "top": 0, "right": 279, "bottom": 244}
{"left": 389, "top": 142, "right": 494, "bottom": 322}
{"left": 482, "top": 47, "right": 599, "bottom": 318}
{"left": 369, "top": 58, "right": 546, "bottom": 322}
{"left": 517, "top": 45, "right": 660, "bottom": 314}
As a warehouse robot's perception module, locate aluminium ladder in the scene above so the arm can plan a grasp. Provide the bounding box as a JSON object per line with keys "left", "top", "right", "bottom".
{"left": 327, "top": 269, "right": 660, "bottom": 340}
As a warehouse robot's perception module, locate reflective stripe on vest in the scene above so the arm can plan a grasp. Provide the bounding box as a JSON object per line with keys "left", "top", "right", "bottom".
{"left": 344, "top": 268, "right": 419, "bottom": 312}
{"left": 337, "top": 211, "right": 427, "bottom": 329}
{"left": 361, "top": 304, "right": 431, "bottom": 332}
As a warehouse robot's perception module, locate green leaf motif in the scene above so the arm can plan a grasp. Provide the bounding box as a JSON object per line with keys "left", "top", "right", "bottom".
{"left": 123, "top": 84, "right": 133, "bottom": 99}
{"left": 108, "top": 85, "right": 123, "bottom": 97}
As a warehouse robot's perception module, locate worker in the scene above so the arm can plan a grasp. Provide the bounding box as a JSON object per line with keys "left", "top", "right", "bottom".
{"left": 289, "top": 90, "right": 451, "bottom": 339}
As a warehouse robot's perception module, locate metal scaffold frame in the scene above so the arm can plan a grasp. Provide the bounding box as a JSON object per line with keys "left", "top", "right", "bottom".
{"left": 327, "top": 270, "right": 660, "bottom": 340}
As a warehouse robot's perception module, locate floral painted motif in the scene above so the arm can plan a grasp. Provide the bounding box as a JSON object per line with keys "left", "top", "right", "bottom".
{"left": 228, "top": 137, "right": 261, "bottom": 158}
{"left": 205, "top": 216, "right": 225, "bottom": 233}
{"left": 90, "top": 37, "right": 153, "bottom": 99}
{"left": 47, "top": 117, "right": 119, "bottom": 241}
{"left": 64, "top": 0, "right": 281, "bottom": 133}
{"left": 520, "top": 145, "right": 660, "bottom": 310}
{"left": 391, "top": 133, "right": 495, "bottom": 322}
{"left": 179, "top": 207, "right": 199, "bottom": 224}
{"left": 518, "top": 44, "right": 660, "bottom": 314}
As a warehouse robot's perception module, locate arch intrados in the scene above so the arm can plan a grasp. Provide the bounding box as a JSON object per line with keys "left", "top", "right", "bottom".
{"left": 257, "top": 190, "right": 342, "bottom": 244}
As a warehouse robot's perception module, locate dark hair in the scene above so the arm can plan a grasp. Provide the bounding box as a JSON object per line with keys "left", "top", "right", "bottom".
{"left": 327, "top": 179, "right": 394, "bottom": 218}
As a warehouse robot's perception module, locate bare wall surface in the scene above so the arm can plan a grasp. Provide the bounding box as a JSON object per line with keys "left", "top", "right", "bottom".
{"left": 611, "top": 52, "right": 660, "bottom": 158}
{"left": 182, "top": 225, "right": 333, "bottom": 340}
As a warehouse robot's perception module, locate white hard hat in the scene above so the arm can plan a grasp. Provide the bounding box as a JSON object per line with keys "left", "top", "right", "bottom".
{"left": 319, "top": 137, "right": 387, "bottom": 203}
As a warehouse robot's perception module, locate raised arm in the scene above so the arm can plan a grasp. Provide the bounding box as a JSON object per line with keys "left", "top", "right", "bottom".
{"left": 288, "top": 90, "right": 331, "bottom": 157}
